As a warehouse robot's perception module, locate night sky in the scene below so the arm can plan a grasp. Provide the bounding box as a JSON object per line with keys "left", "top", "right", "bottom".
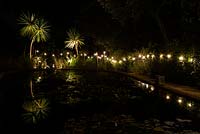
{"left": 1, "top": 0, "right": 110, "bottom": 56}
{"left": 1, "top": 0, "right": 199, "bottom": 57}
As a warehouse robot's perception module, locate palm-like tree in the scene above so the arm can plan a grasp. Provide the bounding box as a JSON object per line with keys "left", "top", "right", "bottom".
{"left": 64, "top": 28, "right": 84, "bottom": 56}
{"left": 18, "top": 12, "right": 50, "bottom": 60}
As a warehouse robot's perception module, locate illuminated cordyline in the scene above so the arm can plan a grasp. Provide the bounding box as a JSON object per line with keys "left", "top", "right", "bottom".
{"left": 167, "top": 54, "right": 171, "bottom": 59}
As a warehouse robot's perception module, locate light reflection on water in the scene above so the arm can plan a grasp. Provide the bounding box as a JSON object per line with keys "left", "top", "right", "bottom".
{"left": 135, "top": 80, "right": 200, "bottom": 115}
{"left": 19, "top": 70, "right": 200, "bottom": 134}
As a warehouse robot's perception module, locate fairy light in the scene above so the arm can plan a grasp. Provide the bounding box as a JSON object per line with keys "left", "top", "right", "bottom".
{"left": 187, "top": 102, "right": 192, "bottom": 107}
{"left": 160, "top": 54, "right": 164, "bottom": 59}
{"left": 178, "top": 98, "right": 182, "bottom": 104}
{"left": 167, "top": 54, "right": 171, "bottom": 59}
{"left": 179, "top": 56, "right": 184, "bottom": 62}
{"left": 166, "top": 95, "right": 170, "bottom": 100}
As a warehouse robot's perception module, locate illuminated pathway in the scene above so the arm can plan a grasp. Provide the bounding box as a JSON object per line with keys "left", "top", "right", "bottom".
{"left": 115, "top": 71, "right": 200, "bottom": 101}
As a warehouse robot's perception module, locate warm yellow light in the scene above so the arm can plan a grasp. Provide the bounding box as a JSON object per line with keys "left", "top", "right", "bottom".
{"left": 36, "top": 50, "right": 39, "bottom": 53}
{"left": 179, "top": 56, "right": 184, "bottom": 61}
{"left": 84, "top": 53, "right": 87, "bottom": 56}
{"left": 160, "top": 54, "right": 163, "bottom": 59}
{"left": 123, "top": 57, "right": 126, "bottom": 61}
{"left": 167, "top": 54, "right": 171, "bottom": 59}
{"left": 67, "top": 52, "right": 70, "bottom": 55}
{"left": 151, "top": 54, "right": 155, "bottom": 59}
{"left": 132, "top": 57, "right": 136, "bottom": 61}
{"left": 142, "top": 56, "right": 146, "bottom": 59}
{"left": 119, "top": 60, "right": 122, "bottom": 64}
{"left": 44, "top": 52, "right": 47, "bottom": 56}
{"left": 150, "top": 86, "right": 154, "bottom": 91}
{"left": 187, "top": 102, "right": 192, "bottom": 107}
{"left": 188, "top": 58, "right": 193, "bottom": 63}
{"left": 147, "top": 54, "right": 150, "bottom": 58}
{"left": 60, "top": 53, "right": 63, "bottom": 56}
{"left": 178, "top": 98, "right": 182, "bottom": 104}
{"left": 112, "top": 60, "right": 117, "bottom": 63}
{"left": 145, "top": 84, "right": 149, "bottom": 89}
{"left": 52, "top": 54, "right": 55, "bottom": 57}
{"left": 138, "top": 54, "right": 142, "bottom": 58}
{"left": 94, "top": 52, "right": 98, "bottom": 56}
{"left": 101, "top": 54, "right": 104, "bottom": 57}
{"left": 103, "top": 51, "right": 106, "bottom": 54}
{"left": 166, "top": 95, "right": 170, "bottom": 100}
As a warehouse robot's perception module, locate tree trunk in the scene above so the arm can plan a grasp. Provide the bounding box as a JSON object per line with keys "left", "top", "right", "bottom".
{"left": 29, "top": 38, "right": 34, "bottom": 60}
{"left": 75, "top": 45, "right": 79, "bottom": 56}
{"left": 30, "top": 80, "right": 34, "bottom": 98}
{"left": 30, "top": 80, "right": 42, "bottom": 108}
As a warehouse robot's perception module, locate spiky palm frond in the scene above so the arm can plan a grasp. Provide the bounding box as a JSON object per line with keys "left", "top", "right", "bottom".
{"left": 22, "top": 98, "right": 50, "bottom": 124}
{"left": 64, "top": 28, "right": 84, "bottom": 49}
{"left": 34, "top": 18, "right": 50, "bottom": 43}
{"left": 18, "top": 12, "right": 37, "bottom": 37}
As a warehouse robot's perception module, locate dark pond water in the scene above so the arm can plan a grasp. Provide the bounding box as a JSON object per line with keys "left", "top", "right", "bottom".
{"left": 1, "top": 70, "right": 200, "bottom": 134}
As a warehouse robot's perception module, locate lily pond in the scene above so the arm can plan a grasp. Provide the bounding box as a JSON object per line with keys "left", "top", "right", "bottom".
{"left": 2, "top": 70, "right": 200, "bottom": 134}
